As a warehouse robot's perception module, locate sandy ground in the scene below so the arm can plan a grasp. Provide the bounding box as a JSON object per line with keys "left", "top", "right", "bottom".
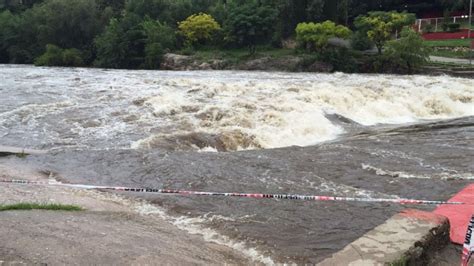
{"left": 0, "top": 158, "right": 250, "bottom": 265}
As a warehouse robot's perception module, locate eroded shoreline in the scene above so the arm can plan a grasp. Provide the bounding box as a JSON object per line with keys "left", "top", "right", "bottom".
{"left": 0, "top": 161, "right": 257, "bottom": 265}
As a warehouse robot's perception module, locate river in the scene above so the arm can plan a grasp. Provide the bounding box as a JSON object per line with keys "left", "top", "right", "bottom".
{"left": 1, "top": 64, "right": 473, "bottom": 263}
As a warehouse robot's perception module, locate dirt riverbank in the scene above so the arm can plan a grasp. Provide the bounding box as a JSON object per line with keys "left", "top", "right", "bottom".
{"left": 0, "top": 164, "right": 251, "bottom": 265}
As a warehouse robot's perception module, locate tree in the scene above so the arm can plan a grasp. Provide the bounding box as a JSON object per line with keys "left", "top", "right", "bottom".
{"left": 31, "top": 0, "right": 102, "bottom": 52}
{"left": 94, "top": 14, "right": 146, "bottom": 68}
{"left": 178, "top": 13, "right": 220, "bottom": 46}
{"left": 224, "top": 2, "right": 277, "bottom": 54}
{"left": 142, "top": 17, "right": 175, "bottom": 69}
{"left": 0, "top": 11, "right": 19, "bottom": 62}
{"left": 34, "top": 44, "right": 84, "bottom": 67}
{"left": 35, "top": 44, "right": 63, "bottom": 66}
{"left": 436, "top": 0, "right": 470, "bottom": 11}
{"left": 94, "top": 13, "right": 175, "bottom": 69}
{"left": 355, "top": 11, "right": 415, "bottom": 54}
{"left": 385, "top": 27, "right": 431, "bottom": 74}
{"left": 295, "top": 21, "right": 351, "bottom": 52}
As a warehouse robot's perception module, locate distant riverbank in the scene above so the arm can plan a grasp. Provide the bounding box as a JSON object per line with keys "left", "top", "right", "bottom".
{"left": 160, "top": 50, "right": 474, "bottom": 78}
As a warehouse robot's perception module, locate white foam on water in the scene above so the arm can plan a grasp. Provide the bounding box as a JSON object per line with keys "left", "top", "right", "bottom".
{"left": 361, "top": 163, "right": 474, "bottom": 180}
{"left": 1, "top": 66, "right": 473, "bottom": 150}
{"left": 137, "top": 73, "right": 474, "bottom": 150}
{"left": 134, "top": 202, "right": 275, "bottom": 265}
{"left": 198, "top": 146, "right": 219, "bottom": 153}
{"left": 72, "top": 187, "right": 275, "bottom": 264}
{"left": 362, "top": 163, "right": 431, "bottom": 179}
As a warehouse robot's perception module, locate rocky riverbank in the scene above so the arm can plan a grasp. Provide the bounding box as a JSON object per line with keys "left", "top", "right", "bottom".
{"left": 161, "top": 53, "right": 474, "bottom": 78}
{"left": 161, "top": 53, "right": 334, "bottom": 72}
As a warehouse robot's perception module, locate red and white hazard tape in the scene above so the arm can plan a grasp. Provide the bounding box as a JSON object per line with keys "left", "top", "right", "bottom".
{"left": 462, "top": 215, "right": 474, "bottom": 266}
{"left": 0, "top": 179, "right": 465, "bottom": 205}
{"left": 2, "top": 178, "right": 474, "bottom": 264}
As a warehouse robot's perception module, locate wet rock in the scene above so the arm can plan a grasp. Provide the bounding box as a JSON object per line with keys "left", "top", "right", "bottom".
{"left": 239, "top": 56, "right": 303, "bottom": 71}
{"left": 306, "top": 61, "right": 334, "bottom": 73}
{"left": 161, "top": 53, "right": 192, "bottom": 70}
{"left": 161, "top": 53, "right": 227, "bottom": 70}
{"left": 198, "top": 62, "right": 212, "bottom": 70}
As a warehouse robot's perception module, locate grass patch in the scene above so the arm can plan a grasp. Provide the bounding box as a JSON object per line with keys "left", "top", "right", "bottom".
{"left": 0, "top": 203, "right": 83, "bottom": 212}
{"left": 430, "top": 49, "right": 472, "bottom": 59}
{"left": 424, "top": 39, "right": 472, "bottom": 47}
{"left": 390, "top": 255, "right": 408, "bottom": 266}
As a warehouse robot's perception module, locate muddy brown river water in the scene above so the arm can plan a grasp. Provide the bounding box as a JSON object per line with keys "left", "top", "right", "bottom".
{"left": 1, "top": 64, "right": 473, "bottom": 263}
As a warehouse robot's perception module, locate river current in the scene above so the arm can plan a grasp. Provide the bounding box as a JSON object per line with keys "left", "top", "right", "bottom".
{"left": 1, "top": 64, "right": 473, "bottom": 263}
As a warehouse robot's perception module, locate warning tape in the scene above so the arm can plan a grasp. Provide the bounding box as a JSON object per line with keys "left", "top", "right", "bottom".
{"left": 462, "top": 215, "right": 474, "bottom": 266}
{"left": 0, "top": 179, "right": 465, "bottom": 205}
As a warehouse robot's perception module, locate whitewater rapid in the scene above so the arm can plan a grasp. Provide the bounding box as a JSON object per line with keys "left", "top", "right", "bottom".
{"left": 1, "top": 65, "right": 474, "bottom": 264}
{"left": 0, "top": 65, "right": 473, "bottom": 151}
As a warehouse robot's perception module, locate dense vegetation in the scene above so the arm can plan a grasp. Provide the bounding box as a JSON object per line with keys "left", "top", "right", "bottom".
{"left": 0, "top": 0, "right": 467, "bottom": 72}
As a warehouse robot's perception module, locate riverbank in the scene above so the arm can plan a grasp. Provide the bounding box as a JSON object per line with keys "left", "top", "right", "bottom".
{"left": 160, "top": 50, "right": 474, "bottom": 78}
{"left": 1, "top": 65, "right": 473, "bottom": 264}
{"left": 0, "top": 159, "right": 252, "bottom": 265}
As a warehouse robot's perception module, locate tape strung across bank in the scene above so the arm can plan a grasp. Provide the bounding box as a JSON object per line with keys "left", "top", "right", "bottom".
{"left": 0, "top": 179, "right": 465, "bottom": 205}
{"left": 462, "top": 215, "right": 474, "bottom": 266}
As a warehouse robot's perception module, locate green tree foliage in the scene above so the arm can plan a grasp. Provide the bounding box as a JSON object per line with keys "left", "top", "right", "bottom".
{"left": 1, "top": 0, "right": 460, "bottom": 70}
{"left": 0, "top": 10, "right": 19, "bottom": 62}
{"left": 224, "top": 2, "right": 277, "bottom": 54}
{"left": 123, "top": 0, "right": 215, "bottom": 25}
{"left": 94, "top": 13, "right": 175, "bottom": 69}
{"left": 355, "top": 11, "right": 415, "bottom": 54}
{"left": 351, "top": 30, "right": 374, "bottom": 51}
{"left": 35, "top": 44, "right": 84, "bottom": 66}
{"left": 178, "top": 13, "right": 220, "bottom": 46}
{"left": 30, "top": 0, "right": 101, "bottom": 52}
{"left": 0, "top": 0, "right": 104, "bottom": 64}
{"left": 142, "top": 18, "right": 175, "bottom": 69}
{"left": 94, "top": 14, "right": 144, "bottom": 68}
{"left": 35, "top": 44, "right": 63, "bottom": 66}
{"left": 385, "top": 27, "right": 431, "bottom": 74}
{"left": 295, "top": 21, "right": 351, "bottom": 52}
{"left": 436, "top": 0, "right": 470, "bottom": 11}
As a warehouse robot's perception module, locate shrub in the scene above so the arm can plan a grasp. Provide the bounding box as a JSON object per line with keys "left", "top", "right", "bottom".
{"left": 224, "top": 2, "right": 278, "bottom": 54}
{"left": 142, "top": 18, "right": 176, "bottom": 69}
{"left": 34, "top": 44, "right": 63, "bottom": 66}
{"left": 319, "top": 47, "right": 359, "bottom": 73}
{"left": 385, "top": 27, "right": 431, "bottom": 74}
{"left": 295, "top": 21, "right": 351, "bottom": 52}
{"left": 93, "top": 15, "right": 144, "bottom": 69}
{"left": 62, "top": 48, "right": 84, "bottom": 66}
{"left": 448, "top": 23, "right": 461, "bottom": 32}
{"left": 351, "top": 30, "right": 374, "bottom": 51}
{"left": 178, "top": 13, "right": 221, "bottom": 47}
{"left": 354, "top": 11, "right": 416, "bottom": 54}
{"left": 422, "top": 24, "right": 435, "bottom": 33}
{"left": 442, "top": 23, "right": 449, "bottom": 32}
{"left": 35, "top": 44, "right": 84, "bottom": 67}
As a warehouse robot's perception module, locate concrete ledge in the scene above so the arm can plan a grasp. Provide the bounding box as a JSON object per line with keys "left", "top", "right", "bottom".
{"left": 318, "top": 209, "right": 449, "bottom": 266}
{"left": 0, "top": 146, "right": 46, "bottom": 157}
